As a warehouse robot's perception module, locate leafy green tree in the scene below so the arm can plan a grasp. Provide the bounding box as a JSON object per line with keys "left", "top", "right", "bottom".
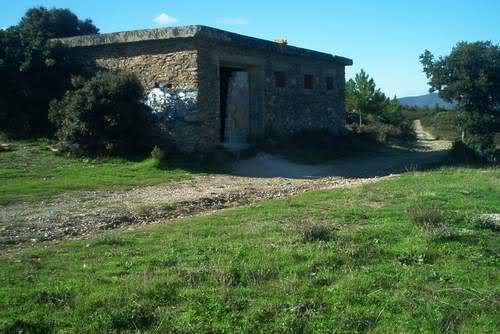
{"left": 345, "top": 69, "right": 387, "bottom": 123}
{"left": 381, "top": 96, "right": 404, "bottom": 124}
{"left": 345, "top": 70, "right": 415, "bottom": 143}
{"left": 0, "top": 7, "right": 98, "bottom": 136}
{"left": 17, "top": 7, "right": 98, "bottom": 39}
{"left": 421, "top": 41, "right": 500, "bottom": 160}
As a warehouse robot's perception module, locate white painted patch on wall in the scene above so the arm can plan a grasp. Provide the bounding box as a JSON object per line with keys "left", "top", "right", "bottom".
{"left": 145, "top": 87, "right": 199, "bottom": 123}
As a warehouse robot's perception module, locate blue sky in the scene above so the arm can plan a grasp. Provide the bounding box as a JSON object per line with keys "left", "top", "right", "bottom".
{"left": 2, "top": 0, "right": 499, "bottom": 97}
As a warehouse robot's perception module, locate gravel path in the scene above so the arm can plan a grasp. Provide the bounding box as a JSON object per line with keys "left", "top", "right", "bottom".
{"left": 0, "top": 121, "right": 451, "bottom": 248}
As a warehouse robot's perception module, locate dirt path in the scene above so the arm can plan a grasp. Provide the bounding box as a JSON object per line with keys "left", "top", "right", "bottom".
{"left": 0, "top": 121, "right": 450, "bottom": 248}
{"left": 413, "top": 119, "right": 451, "bottom": 150}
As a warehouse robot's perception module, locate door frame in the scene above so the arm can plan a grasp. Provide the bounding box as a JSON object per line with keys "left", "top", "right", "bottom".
{"left": 216, "top": 56, "right": 265, "bottom": 144}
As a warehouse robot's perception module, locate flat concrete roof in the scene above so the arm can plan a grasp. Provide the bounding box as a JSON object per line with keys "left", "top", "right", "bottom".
{"left": 54, "top": 25, "right": 353, "bottom": 66}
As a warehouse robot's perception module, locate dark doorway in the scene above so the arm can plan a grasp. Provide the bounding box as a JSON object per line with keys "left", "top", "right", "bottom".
{"left": 219, "top": 66, "right": 245, "bottom": 142}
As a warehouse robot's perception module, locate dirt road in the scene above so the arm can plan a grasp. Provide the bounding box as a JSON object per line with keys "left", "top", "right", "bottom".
{"left": 0, "top": 121, "right": 451, "bottom": 248}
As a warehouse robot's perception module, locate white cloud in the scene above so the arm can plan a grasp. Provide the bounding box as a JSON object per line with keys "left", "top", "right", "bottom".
{"left": 218, "top": 17, "right": 249, "bottom": 25}
{"left": 153, "top": 13, "right": 178, "bottom": 26}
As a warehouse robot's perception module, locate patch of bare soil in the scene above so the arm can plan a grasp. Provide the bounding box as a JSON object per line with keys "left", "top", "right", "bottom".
{"left": 0, "top": 176, "right": 384, "bottom": 248}
{"left": 413, "top": 120, "right": 452, "bottom": 151}
{"left": 0, "top": 121, "right": 450, "bottom": 248}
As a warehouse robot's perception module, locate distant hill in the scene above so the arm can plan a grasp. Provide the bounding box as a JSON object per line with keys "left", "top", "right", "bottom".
{"left": 398, "top": 93, "right": 455, "bottom": 109}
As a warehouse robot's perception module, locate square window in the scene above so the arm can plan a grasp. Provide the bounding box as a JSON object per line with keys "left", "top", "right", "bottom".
{"left": 326, "top": 77, "right": 334, "bottom": 90}
{"left": 304, "top": 74, "right": 314, "bottom": 90}
{"left": 274, "top": 71, "right": 287, "bottom": 88}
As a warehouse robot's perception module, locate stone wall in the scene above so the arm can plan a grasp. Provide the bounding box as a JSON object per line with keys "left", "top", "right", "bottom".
{"left": 95, "top": 51, "right": 198, "bottom": 91}
{"left": 263, "top": 61, "right": 345, "bottom": 137}
{"left": 73, "top": 40, "right": 199, "bottom": 91}
{"left": 197, "top": 41, "right": 346, "bottom": 146}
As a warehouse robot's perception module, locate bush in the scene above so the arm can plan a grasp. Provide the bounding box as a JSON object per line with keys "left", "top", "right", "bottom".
{"left": 449, "top": 140, "right": 497, "bottom": 164}
{"left": 353, "top": 117, "right": 415, "bottom": 144}
{"left": 49, "top": 72, "right": 152, "bottom": 155}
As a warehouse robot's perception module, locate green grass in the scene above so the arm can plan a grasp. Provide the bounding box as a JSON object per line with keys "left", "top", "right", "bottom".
{"left": 1, "top": 167, "right": 499, "bottom": 332}
{"left": 0, "top": 139, "right": 196, "bottom": 205}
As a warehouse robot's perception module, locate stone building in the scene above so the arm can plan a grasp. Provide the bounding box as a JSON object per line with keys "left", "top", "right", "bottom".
{"left": 57, "top": 25, "right": 352, "bottom": 152}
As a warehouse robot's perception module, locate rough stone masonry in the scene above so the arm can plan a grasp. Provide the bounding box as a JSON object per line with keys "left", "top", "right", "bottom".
{"left": 56, "top": 25, "right": 353, "bottom": 152}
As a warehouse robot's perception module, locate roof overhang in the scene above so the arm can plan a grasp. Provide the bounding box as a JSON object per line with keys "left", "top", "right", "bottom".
{"left": 53, "top": 25, "right": 353, "bottom": 66}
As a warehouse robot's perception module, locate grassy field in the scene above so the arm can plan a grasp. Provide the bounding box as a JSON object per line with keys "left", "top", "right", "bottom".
{"left": 0, "top": 139, "right": 197, "bottom": 205}
{"left": 1, "top": 167, "right": 499, "bottom": 333}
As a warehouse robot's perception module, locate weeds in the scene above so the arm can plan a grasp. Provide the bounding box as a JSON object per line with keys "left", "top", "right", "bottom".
{"left": 408, "top": 206, "right": 460, "bottom": 241}
{"left": 33, "top": 286, "right": 74, "bottom": 306}
{"left": 150, "top": 145, "right": 165, "bottom": 167}
{"left": 93, "top": 234, "right": 132, "bottom": 247}
{"left": 470, "top": 214, "right": 500, "bottom": 232}
{"left": 398, "top": 253, "right": 430, "bottom": 266}
{"left": 2, "top": 320, "right": 51, "bottom": 334}
{"left": 408, "top": 206, "right": 446, "bottom": 230}
{"left": 144, "top": 280, "right": 179, "bottom": 305}
{"left": 299, "top": 223, "right": 335, "bottom": 243}
{"left": 109, "top": 301, "right": 156, "bottom": 330}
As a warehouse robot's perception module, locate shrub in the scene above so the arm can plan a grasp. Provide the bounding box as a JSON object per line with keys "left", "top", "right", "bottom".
{"left": 355, "top": 120, "right": 415, "bottom": 144}
{"left": 49, "top": 72, "right": 152, "bottom": 155}
{"left": 350, "top": 112, "right": 416, "bottom": 144}
{"left": 449, "top": 140, "right": 497, "bottom": 164}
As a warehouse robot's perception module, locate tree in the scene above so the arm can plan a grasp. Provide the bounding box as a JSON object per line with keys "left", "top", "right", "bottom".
{"left": 0, "top": 7, "right": 98, "bottom": 136}
{"left": 420, "top": 41, "right": 500, "bottom": 160}
{"left": 345, "top": 70, "right": 415, "bottom": 143}
{"left": 382, "top": 96, "right": 404, "bottom": 124}
{"left": 345, "top": 69, "right": 388, "bottom": 123}
{"left": 17, "top": 7, "right": 98, "bottom": 39}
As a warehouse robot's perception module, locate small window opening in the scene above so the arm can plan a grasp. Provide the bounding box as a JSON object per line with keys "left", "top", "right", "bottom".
{"left": 304, "top": 74, "right": 314, "bottom": 90}
{"left": 274, "top": 71, "right": 287, "bottom": 88}
{"left": 326, "top": 77, "right": 334, "bottom": 90}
